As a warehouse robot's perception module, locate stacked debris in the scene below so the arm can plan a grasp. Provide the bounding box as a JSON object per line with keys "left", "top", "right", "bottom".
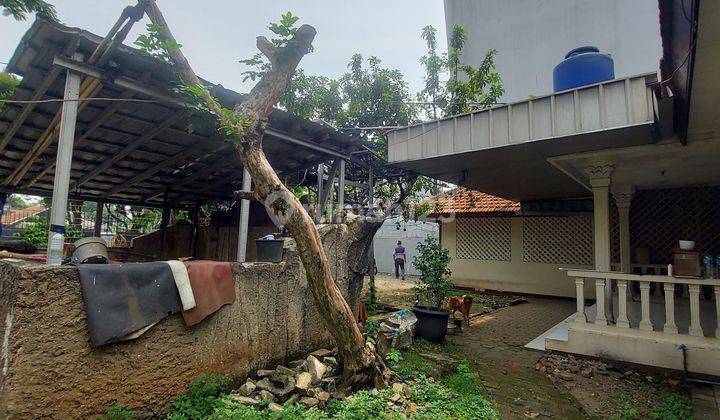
{"left": 228, "top": 348, "right": 343, "bottom": 411}
{"left": 535, "top": 354, "right": 610, "bottom": 381}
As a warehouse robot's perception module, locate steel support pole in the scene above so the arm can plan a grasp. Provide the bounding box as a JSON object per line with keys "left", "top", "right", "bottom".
{"left": 338, "top": 160, "right": 346, "bottom": 215}
{"left": 368, "top": 166, "right": 376, "bottom": 288}
{"left": 236, "top": 167, "right": 251, "bottom": 262}
{"left": 47, "top": 53, "right": 83, "bottom": 265}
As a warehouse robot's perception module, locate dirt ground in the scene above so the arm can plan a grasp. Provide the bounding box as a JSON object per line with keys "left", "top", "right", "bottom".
{"left": 368, "top": 276, "right": 692, "bottom": 419}
{"left": 363, "top": 274, "right": 524, "bottom": 316}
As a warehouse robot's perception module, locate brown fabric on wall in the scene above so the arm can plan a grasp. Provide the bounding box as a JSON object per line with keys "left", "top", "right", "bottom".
{"left": 182, "top": 260, "right": 236, "bottom": 326}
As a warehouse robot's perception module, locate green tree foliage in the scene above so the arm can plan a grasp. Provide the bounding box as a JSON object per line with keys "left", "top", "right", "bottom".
{"left": 14, "top": 216, "right": 83, "bottom": 247}
{"left": 5, "top": 194, "right": 30, "bottom": 210}
{"left": 0, "top": 72, "right": 20, "bottom": 113}
{"left": 445, "top": 24, "right": 504, "bottom": 116}
{"left": 412, "top": 236, "right": 453, "bottom": 310}
{"left": 418, "top": 25, "right": 446, "bottom": 119}
{"left": 1, "top": 0, "right": 57, "bottom": 21}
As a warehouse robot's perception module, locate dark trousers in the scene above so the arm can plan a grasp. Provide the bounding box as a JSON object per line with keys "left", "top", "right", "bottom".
{"left": 394, "top": 258, "right": 405, "bottom": 278}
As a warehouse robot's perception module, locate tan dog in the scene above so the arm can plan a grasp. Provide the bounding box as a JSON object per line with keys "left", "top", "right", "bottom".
{"left": 446, "top": 295, "right": 474, "bottom": 324}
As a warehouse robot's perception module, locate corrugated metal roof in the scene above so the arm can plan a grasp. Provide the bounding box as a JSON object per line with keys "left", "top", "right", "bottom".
{"left": 0, "top": 18, "right": 364, "bottom": 206}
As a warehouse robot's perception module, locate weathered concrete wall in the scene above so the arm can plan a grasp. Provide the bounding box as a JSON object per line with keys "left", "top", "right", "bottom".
{"left": 0, "top": 224, "right": 372, "bottom": 418}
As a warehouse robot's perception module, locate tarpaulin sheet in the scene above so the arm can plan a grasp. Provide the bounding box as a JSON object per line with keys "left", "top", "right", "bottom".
{"left": 78, "top": 262, "right": 182, "bottom": 347}
{"left": 182, "top": 261, "right": 236, "bottom": 326}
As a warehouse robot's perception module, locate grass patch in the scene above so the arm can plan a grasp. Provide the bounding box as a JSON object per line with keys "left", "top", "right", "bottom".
{"left": 167, "top": 373, "right": 229, "bottom": 420}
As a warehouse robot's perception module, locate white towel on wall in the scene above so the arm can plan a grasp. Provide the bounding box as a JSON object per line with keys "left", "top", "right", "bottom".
{"left": 165, "top": 260, "right": 196, "bottom": 311}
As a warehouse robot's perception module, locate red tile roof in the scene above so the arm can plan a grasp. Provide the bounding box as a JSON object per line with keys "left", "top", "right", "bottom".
{"left": 428, "top": 188, "right": 519, "bottom": 216}
{"left": 1, "top": 204, "right": 47, "bottom": 225}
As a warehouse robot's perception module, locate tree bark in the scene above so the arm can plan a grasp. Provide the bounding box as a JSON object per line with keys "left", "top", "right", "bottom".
{"left": 145, "top": 1, "right": 387, "bottom": 389}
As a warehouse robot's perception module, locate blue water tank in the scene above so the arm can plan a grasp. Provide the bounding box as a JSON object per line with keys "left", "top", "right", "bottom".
{"left": 553, "top": 46, "right": 614, "bottom": 92}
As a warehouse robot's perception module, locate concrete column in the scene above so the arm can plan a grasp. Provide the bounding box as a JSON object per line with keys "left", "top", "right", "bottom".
{"left": 639, "top": 281, "right": 653, "bottom": 331}
{"left": 617, "top": 280, "right": 630, "bottom": 328}
{"left": 236, "top": 167, "right": 251, "bottom": 263}
{"left": 688, "top": 284, "right": 703, "bottom": 337}
{"left": 594, "top": 279, "right": 607, "bottom": 325}
{"left": 574, "top": 278, "right": 587, "bottom": 323}
{"left": 47, "top": 53, "right": 83, "bottom": 265}
{"left": 663, "top": 283, "right": 678, "bottom": 334}
{"left": 586, "top": 164, "right": 614, "bottom": 322}
{"left": 612, "top": 186, "right": 635, "bottom": 273}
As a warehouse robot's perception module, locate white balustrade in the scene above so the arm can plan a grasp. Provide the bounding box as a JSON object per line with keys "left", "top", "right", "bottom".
{"left": 567, "top": 270, "right": 720, "bottom": 340}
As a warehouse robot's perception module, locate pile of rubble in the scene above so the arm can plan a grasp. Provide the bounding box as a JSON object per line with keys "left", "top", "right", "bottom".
{"left": 228, "top": 348, "right": 344, "bottom": 412}
{"left": 534, "top": 354, "right": 611, "bottom": 382}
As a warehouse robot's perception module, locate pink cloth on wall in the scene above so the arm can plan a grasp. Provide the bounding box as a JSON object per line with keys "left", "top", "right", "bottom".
{"left": 181, "top": 260, "right": 236, "bottom": 326}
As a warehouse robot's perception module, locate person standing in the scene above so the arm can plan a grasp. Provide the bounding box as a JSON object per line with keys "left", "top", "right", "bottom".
{"left": 393, "top": 240, "right": 406, "bottom": 280}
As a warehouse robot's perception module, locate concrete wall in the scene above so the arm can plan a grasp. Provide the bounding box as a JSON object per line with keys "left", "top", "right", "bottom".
{"left": 441, "top": 217, "right": 594, "bottom": 298}
{"left": 373, "top": 219, "right": 438, "bottom": 276}
{"left": 0, "top": 224, "right": 370, "bottom": 418}
{"left": 444, "top": 0, "right": 662, "bottom": 102}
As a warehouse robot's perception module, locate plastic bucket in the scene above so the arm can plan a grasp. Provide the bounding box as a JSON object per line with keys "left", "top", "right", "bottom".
{"left": 255, "top": 239, "right": 284, "bottom": 262}
{"left": 411, "top": 306, "right": 451, "bottom": 343}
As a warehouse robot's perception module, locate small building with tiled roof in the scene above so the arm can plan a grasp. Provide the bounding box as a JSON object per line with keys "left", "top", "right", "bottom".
{"left": 426, "top": 188, "right": 595, "bottom": 298}
{"left": 428, "top": 188, "right": 519, "bottom": 217}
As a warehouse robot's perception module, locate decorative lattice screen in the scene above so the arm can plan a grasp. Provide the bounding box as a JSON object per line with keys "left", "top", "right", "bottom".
{"left": 523, "top": 216, "right": 593, "bottom": 265}
{"left": 456, "top": 217, "right": 512, "bottom": 261}
{"left": 630, "top": 187, "right": 720, "bottom": 264}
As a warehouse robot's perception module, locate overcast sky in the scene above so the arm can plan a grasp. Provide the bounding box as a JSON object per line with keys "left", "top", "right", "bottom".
{"left": 1, "top": 0, "right": 447, "bottom": 95}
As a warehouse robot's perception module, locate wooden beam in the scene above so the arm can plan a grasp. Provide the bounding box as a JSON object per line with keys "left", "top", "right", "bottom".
{"left": 105, "top": 143, "right": 230, "bottom": 197}
{"left": 70, "top": 111, "right": 187, "bottom": 189}
{"left": 24, "top": 89, "right": 138, "bottom": 189}
{"left": 0, "top": 38, "right": 80, "bottom": 155}
{"left": 316, "top": 159, "right": 340, "bottom": 222}
{"left": 94, "top": 201, "right": 105, "bottom": 236}
{"left": 141, "top": 153, "right": 238, "bottom": 202}
{"left": 3, "top": 76, "right": 103, "bottom": 186}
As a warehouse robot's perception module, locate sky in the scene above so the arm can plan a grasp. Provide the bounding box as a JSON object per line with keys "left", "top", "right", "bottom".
{"left": 0, "top": 0, "right": 448, "bottom": 95}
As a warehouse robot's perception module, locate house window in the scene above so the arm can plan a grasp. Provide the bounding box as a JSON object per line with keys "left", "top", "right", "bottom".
{"left": 523, "top": 216, "right": 593, "bottom": 265}
{"left": 456, "top": 217, "right": 512, "bottom": 261}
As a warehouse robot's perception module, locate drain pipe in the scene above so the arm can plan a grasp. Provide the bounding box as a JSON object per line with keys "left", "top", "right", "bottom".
{"left": 677, "top": 343, "right": 688, "bottom": 383}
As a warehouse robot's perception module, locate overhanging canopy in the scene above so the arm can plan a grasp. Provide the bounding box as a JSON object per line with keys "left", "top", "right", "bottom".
{"left": 0, "top": 19, "right": 363, "bottom": 207}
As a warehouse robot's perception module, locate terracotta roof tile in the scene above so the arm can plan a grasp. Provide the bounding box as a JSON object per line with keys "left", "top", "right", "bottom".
{"left": 1, "top": 204, "right": 47, "bottom": 225}
{"left": 428, "top": 188, "right": 519, "bottom": 216}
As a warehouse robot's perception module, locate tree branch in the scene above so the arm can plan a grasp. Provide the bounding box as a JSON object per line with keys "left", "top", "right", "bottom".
{"left": 233, "top": 190, "right": 260, "bottom": 202}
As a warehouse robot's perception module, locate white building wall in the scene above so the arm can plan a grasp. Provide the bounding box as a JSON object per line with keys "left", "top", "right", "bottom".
{"left": 373, "top": 219, "right": 438, "bottom": 276}
{"left": 444, "top": 0, "right": 662, "bottom": 102}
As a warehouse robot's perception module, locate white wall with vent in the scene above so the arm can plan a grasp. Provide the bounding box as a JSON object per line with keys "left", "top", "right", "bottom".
{"left": 442, "top": 215, "right": 595, "bottom": 298}
{"left": 373, "top": 219, "right": 439, "bottom": 276}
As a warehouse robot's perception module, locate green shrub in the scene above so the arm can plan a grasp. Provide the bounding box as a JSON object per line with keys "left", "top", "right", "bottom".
{"left": 612, "top": 406, "right": 639, "bottom": 420}
{"left": 385, "top": 349, "right": 404, "bottom": 364}
{"left": 650, "top": 395, "right": 692, "bottom": 420}
{"left": 445, "top": 363, "right": 483, "bottom": 397}
{"left": 167, "top": 373, "right": 228, "bottom": 420}
{"left": 327, "top": 388, "right": 393, "bottom": 419}
{"left": 412, "top": 237, "right": 453, "bottom": 310}
{"left": 13, "top": 216, "right": 83, "bottom": 247}
{"left": 105, "top": 403, "right": 134, "bottom": 420}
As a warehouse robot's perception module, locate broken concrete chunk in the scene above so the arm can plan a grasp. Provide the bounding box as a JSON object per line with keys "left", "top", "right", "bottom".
{"left": 554, "top": 371, "right": 575, "bottom": 381}
{"left": 237, "top": 379, "right": 257, "bottom": 397}
{"left": 268, "top": 402, "right": 284, "bottom": 412}
{"left": 229, "top": 394, "right": 261, "bottom": 406}
{"left": 300, "top": 396, "right": 319, "bottom": 407}
{"left": 258, "top": 389, "right": 276, "bottom": 402}
{"left": 295, "top": 372, "right": 313, "bottom": 390}
{"left": 306, "top": 355, "right": 328, "bottom": 382}
{"left": 256, "top": 369, "right": 274, "bottom": 378}
{"left": 288, "top": 359, "right": 305, "bottom": 369}
{"left": 276, "top": 365, "right": 295, "bottom": 376}
{"left": 322, "top": 356, "right": 338, "bottom": 368}
{"left": 392, "top": 382, "right": 404, "bottom": 394}
{"left": 310, "top": 348, "right": 333, "bottom": 358}
{"left": 269, "top": 371, "right": 291, "bottom": 388}
{"left": 321, "top": 377, "right": 337, "bottom": 393}
{"left": 316, "top": 391, "right": 330, "bottom": 402}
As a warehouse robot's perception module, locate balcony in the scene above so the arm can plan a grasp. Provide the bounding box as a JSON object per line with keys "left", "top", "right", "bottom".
{"left": 543, "top": 269, "right": 720, "bottom": 377}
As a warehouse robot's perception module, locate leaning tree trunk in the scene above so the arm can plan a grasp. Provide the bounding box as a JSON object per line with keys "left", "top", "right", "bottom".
{"left": 145, "top": 1, "right": 387, "bottom": 389}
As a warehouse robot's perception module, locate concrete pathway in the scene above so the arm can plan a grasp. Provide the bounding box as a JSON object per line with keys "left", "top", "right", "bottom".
{"left": 447, "top": 296, "right": 587, "bottom": 419}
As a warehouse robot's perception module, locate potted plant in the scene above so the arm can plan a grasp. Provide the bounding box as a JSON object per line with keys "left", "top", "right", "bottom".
{"left": 411, "top": 236, "right": 453, "bottom": 343}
